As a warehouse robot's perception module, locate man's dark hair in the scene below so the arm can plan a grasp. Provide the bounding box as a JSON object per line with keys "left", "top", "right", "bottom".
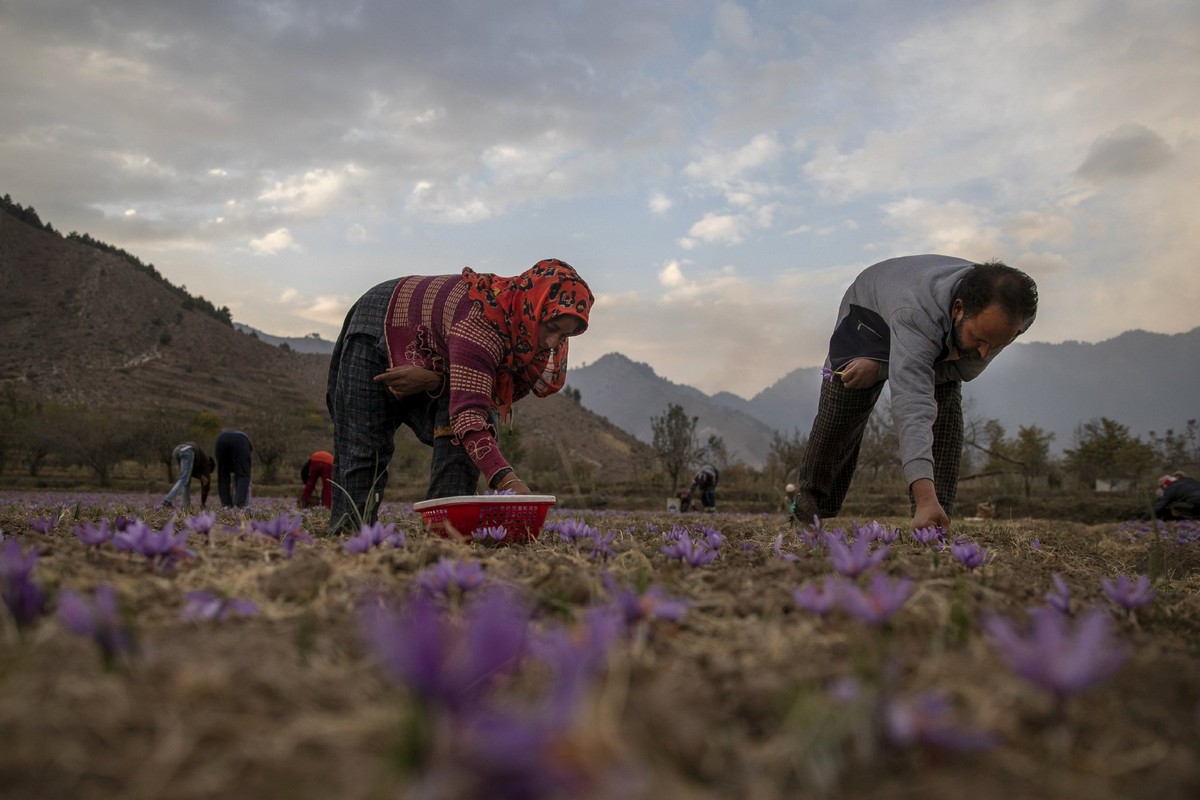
{"left": 956, "top": 260, "right": 1038, "bottom": 323}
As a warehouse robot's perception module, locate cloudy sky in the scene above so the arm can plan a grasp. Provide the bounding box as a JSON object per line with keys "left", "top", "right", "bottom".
{"left": 3, "top": 0, "right": 1198, "bottom": 396}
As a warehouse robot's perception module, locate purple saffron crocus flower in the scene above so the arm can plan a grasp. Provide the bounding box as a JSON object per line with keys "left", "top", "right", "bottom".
{"left": 884, "top": 691, "right": 997, "bottom": 752}
{"left": 528, "top": 605, "right": 625, "bottom": 729}
{"left": 854, "top": 520, "right": 900, "bottom": 544}
{"left": 29, "top": 514, "right": 58, "bottom": 534}
{"left": 342, "top": 534, "right": 374, "bottom": 554}
{"left": 1100, "top": 574, "right": 1156, "bottom": 611}
{"left": 114, "top": 520, "right": 195, "bottom": 571}
{"left": 950, "top": 539, "right": 987, "bottom": 570}
{"left": 1, "top": 539, "right": 46, "bottom": 627}
{"left": 280, "top": 529, "right": 313, "bottom": 558}
{"left": 791, "top": 576, "right": 845, "bottom": 616}
{"left": 837, "top": 573, "right": 913, "bottom": 624}
{"left": 57, "top": 584, "right": 132, "bottom": 668}
{"left": 983, "top": 606, "right": 1128, "bottom": 699}
{"left": 184, "top": 511, "right": 218, "bottom": 537}
{"left": 1030, "top": 536, "right": 1042, "bottom": 550}
{"left": 1044, "top": 573, "right": 1071, "bottom": 615}
{"left": 660, "top": 534, "right": 718, "bottom": 567}
{"left": 251, "top": 513, "right": 304, "bottom": 541}
{"left": 180, "top": 590, "right": 259, "bottom": 621}
{"left": 911, "top": 526, "right": 944, "bottom": 546}
{"left": 661, "top": 524, "right": 688, "bottom": 542}
{"left": 586, "top": 529, "right": 617, "bottom": 560}
{"left": 827, "top": 536, "right": 889, "bottom": 577}
{"left": 343, "top": 521, "right": 404, "bottom": 553}
{"left": 696, "top": 525, "right": 724, "bottom": 549}
{"left": 75, "top": 519, "right": 114, "bottom": 550}
{"left": 472, "top": 525, "right": 508, "bottom": 543}
{"left": 250, "top": 514, "right": 311, "bottom": 558}
{"left": 416, "top": 558, "right": 487, "bottom": 599}
{"left": 772, "top": 533, "right": 799, "bottom": 562}
{"left": 554, "top": 518, "right": 599, "bottom": 542}
{"left": 796, "top": 523, "right": 825, "bottom": 550}
{"left": 360, "top": 586, "right": 529, "bottom": 714}
{"left": 604, "top": 576, "right": 689, "bottom": 625}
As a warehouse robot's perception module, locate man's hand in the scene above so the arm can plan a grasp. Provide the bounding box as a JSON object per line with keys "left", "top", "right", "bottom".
{"left": 373, "top": 365, "right": 442, "bottom": 398}
{"left": 910, "top": 478, "right": 950, "bottom": 531}
{"left": 839, "top": 358, "right": 883, "bottom": 389}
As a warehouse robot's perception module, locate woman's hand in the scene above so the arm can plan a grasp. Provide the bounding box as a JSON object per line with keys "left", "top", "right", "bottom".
{"left": 373, "top": 365, "right": 442, "bottom": 398}
{"left": 497, "top": 473, "right": 532, "bottom": 495}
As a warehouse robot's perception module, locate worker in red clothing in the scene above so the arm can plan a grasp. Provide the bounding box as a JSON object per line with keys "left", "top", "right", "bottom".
{"left": 300, "top": 450, "right": 335, "bottom": 508}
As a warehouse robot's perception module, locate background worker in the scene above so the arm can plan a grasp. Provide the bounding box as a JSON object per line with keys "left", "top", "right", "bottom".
{"left": 690, "top": 464, "right": 719, "bottom": 512}
{"left": 299, "top": 450, "right": 335, "bottom": 509}
{"left": 214, "top": 429, "right": 253, "bottom": 508}
{"left": 1154, "top": 473, "right": 1200, "bottom": 520}
{"left": 163, "top": 441, "right": 213, "bottom": 509}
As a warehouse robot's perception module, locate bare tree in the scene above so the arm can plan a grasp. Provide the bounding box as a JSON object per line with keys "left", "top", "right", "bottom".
{"left": 139, "top": 404, "right": 192, "bottom": 482}
{"left": 651, "top": 403, "right": 704, "bottom": 491}
{"left": 56, "top": 409, "right": 141, "bottom": 485}
{"left": 246, "top": 410, "right": 303, "bottom": 484}
{"left": 767, "top": 428, "right": 807, "bottom": 486}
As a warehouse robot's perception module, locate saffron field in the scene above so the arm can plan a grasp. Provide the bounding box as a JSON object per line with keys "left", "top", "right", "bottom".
{"left": 1, "top": 490, "right": 1198, "bottom": 800}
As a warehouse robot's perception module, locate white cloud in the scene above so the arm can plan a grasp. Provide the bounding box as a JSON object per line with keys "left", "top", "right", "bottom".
{"left": 346, "top": 223, "right": 369, "bottom": 243}
{"left": 404, "top": 180, "right": 496, "bottom": 224}
{"left": 801, "top": 129, "right": 924, "bottom": 203}
{"left": 249, "top": 228, "right": 300, "bottom": 255}
{"left": 649, "top": 192, "right": 673, "bottom": 214}
{"left": 258, "top": 164, "right": 365, "bottom": 215}
{"left": 880, "top": 198, "right": 1003, "bottom": 259}
{"left": 296, "top": 294, "right": 355, "bottom": 328}
{"left": 686, "top": 212, "right": 749, "bottom": 246}
{"left": 1003, "top": 210, "right": 1073, "bottom": 248}
{"left": 684, "top": 133, "right": 782, "bottom": 189}
{"left": 659, "top": 260, "right": 686, "bottom": 288}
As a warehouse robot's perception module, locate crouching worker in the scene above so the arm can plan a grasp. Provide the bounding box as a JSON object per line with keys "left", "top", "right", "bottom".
{"left": 326, "top": 259, "right": 592, "bottom": 534}
{"left": 163, "top": 442, "right": 213, "bottom": 509}
{"left": 1154, "top": 473, "right": 1200, "bottom": 521}
{"left": 690, "top": 464, "right": 719, "bottom": 512}
{"left": 299, "top": 450, "right": 334, "bottom": 509}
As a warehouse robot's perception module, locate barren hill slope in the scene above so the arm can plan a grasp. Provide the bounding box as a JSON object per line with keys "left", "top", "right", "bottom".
{"left": 0, "top": 209, "right": 329, "bottom": 420}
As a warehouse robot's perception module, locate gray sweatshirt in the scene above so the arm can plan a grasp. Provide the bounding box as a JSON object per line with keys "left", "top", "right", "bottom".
{"left": 827, "top": 254, "right": 1034, "bottom": 486}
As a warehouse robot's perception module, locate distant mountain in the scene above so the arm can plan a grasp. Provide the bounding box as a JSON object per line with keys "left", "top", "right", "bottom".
{"left": 234, "top": 324, "right": 335, "bottom": 355}
{"left": 958, "top": 328, "right": 1200, "bottom": 450}
{"left": 713, "top": 367, "right": 826, "bottom": 435}
{"left": 569, "top": 328, "right": 1200, "bottom": 466}
{"left": 566, "top": 353, "right": 778, "bottom": 468}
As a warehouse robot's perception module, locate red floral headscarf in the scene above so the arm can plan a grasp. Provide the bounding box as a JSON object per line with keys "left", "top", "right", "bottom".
{"left": 462, "top": 259, "right": 592, "bottom": 418}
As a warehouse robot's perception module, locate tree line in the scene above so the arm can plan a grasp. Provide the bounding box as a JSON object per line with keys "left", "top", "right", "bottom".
{"left": 0, "top": 390, "right": 330, "bottom": 487}
{"left": 649, "top": 401, "right": 1199, "bottom": 498}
